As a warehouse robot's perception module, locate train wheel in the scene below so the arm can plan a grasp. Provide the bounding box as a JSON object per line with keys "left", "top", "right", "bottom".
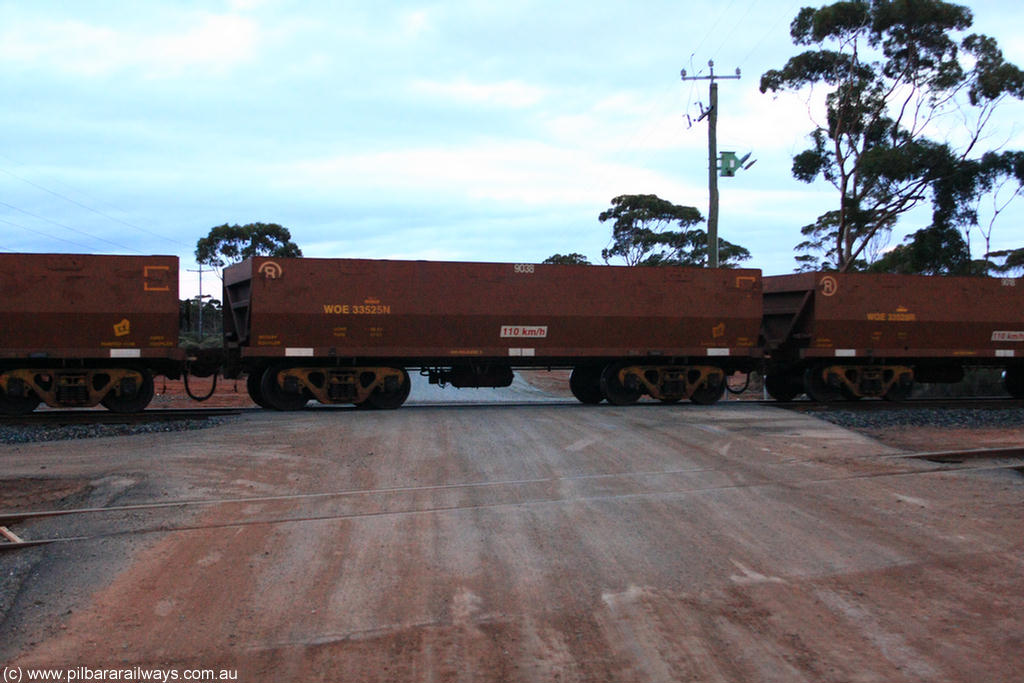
{"left": 600, "top": 364, "right": 642, "bottom": 406}
{"left": 1006, "top": 367, "right": 1024, "bottom": 399}
{"left": 690, "top": 376, "right": 725, "bottom": 405}
{"left": 764, "top": 373, "right": 801, "bottom": 402}
{"left": 803, "top": 366, "right": 841, "bottom": 403}
{"left": 366, "top": 369, "right": 411, "bottom": 410}
{"left": 246, "top": 371, "right": 272, "bottom": 409}
{"left": 569, "top": 366, "right": 604, "bottom": 404}
{"left": 883, "top": 377, "right": 913, "bottom": 402}
{"left": 0, "top": 378, "right": 41, "bottom": 415}
{"left": 260, "top": 365, "right": 309, "bottom": 411}
{"left": 101, "top": 369, "right": 155, "bottom": 413}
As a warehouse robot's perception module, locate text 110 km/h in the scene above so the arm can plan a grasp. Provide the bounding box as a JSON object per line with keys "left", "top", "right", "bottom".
{"left": 500, "top": 325, "right": 548, "bottom": 339}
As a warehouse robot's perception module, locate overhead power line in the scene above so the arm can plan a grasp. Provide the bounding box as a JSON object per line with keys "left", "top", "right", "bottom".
{"left": 0, "top": 166, "right": 187, "bottom": 247}
{"left": 0, "top": 215, "right": 101, "bottom": 252}
{"left": 739, "top": 1, "right": 805, "bottom": 69}
{"left": 0, "top": 154, "right": 191, "bottom": 250}
{"left": 0, "top": 200, "right": 143, "bottom": 254}
{"left": 688, "top": 0, "right": 742, "bottom": 60}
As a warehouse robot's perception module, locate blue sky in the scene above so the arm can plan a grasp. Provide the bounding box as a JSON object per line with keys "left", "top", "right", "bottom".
{"left": 2, "top": 0, "right": 1023, "bottom": 298}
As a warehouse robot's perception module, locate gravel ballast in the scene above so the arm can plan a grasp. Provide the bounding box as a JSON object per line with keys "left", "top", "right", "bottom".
{"left": 0, "top": 418, "right": 231, "bottom": 445}
{"left": 813, "top": 406, "right": 1024, "bottom": 431}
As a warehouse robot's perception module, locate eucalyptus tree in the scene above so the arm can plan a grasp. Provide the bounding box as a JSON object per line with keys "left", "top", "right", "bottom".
{"left": 761, "top": 0, "right": 1024, "bottom": 272}
{"left": 195, "top": 222, "right": 303, "bottom": 271}
{"left": 598, "top": 194, "right": 750, "bottom": 267}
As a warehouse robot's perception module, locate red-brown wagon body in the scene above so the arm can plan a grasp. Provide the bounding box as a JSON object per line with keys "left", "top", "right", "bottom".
{"left": 0, "top": 253, "right": 182, "bottom": 413}
{"left": 762, "top": 272, "right": 1024, "bottom": 400}
{"left": 224, "top": 257, "right": 763, "bottom": 408}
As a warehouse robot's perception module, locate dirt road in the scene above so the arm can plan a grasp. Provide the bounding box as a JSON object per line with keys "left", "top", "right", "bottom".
{"left": 2, "top": 401, "right": 1021, "bottom": 681}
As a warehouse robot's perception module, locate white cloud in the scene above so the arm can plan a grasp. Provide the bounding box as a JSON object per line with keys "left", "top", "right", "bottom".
{"left": 398, "top": 9, "right": 433, "bottom": 38}
{"left": 718, "top": 85, "right": 829, "bottom": 154}
{"left": 278, "top": 139, "right": 699, "bottom": 207}
{"left": 147, "top": 14, "right": 260, "bottom": 76}
{"left": 0, "top": 12, "right": 261, "bottom": 78}
{"left": 411, "top": 78, "right": 547, "bottom": 108}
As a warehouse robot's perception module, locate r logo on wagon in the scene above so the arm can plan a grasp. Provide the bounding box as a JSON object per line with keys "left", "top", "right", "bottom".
{"left": 258, "top": 261, "right": 283, "bottom": 279}
{"left": 501, "top": 325, "right": 547, "bottom": 339}
{"left": 820, "top": 275, "right": 838, "bottom": 297}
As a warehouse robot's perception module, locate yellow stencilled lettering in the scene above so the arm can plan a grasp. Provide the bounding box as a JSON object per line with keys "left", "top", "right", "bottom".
{"left": 866, "top": 311, "right": 917, "bottom": 322}
{"left": 322, "top": 303, "right": 391, "bottom": 315}
{"left": 257, "top": 334, "right": 281, "bottom": 347}
{"left": 332, "top": 326, "right": 348, "bottom": 338}
{"left": 353, "top": 304, "right": 392, "bottom": 315}
{"left": 369, "top": 326, "right": 384, "bottom": 338}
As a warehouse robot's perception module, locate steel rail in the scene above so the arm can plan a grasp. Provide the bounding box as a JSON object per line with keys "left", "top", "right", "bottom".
{"left": 3, "top": 447, "right": 1020, "bottom": 551}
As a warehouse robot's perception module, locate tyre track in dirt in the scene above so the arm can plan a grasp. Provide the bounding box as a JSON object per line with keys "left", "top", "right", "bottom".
{"left": 3, "top": 403, "right": 1022, "bottom": 682}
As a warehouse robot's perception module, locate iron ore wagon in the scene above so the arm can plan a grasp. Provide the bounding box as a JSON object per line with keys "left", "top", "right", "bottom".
{"left": 223, "top": 257, "right": 764, "bottom": 410}
{"left": 0, "top": 253, "right": 182, "bottom": 414}
{"left": 762, "top": 272, "right": 1024, "bottom": 401}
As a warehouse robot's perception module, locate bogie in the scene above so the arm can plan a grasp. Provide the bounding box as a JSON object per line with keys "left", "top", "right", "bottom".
{"left": 0, "top": 367, "right": 155, "bottom": 413}
{"left": 257, "top": 364, "right": 412, "bottom": 409}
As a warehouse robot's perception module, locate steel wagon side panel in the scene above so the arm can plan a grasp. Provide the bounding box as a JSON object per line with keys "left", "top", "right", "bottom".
{"left": 764, "top": 272, "right": 1024, "bottom": 360}
{"left": 231, "top": 258, "right": 763, "bottom": 363}
{"left": 0, "top": 253, "right": 180, "bottom": 360}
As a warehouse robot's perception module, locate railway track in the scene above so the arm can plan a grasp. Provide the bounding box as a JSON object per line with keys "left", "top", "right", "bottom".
{"left": 775, "top": 397, "right": 1024, "bottom": 412}
{"left": 1, "top": 396, "right": 1020, "bottom": 422}
{"left": 3, "top": 445, "right": 1021, "bottom": 552}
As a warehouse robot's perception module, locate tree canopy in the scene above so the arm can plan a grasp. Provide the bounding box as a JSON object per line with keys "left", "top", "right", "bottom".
{"left": 868, "top": 223, "right": 971, "bottom": 275}
{"left": 761, "top": 0, "right": 1024, "bottom": 273}
{"left": 542, "top": 253, "right": 592, "bottom": 265}
{"left": 195, "top": 222, "right": 303, "bottom": 270}
{"left": 597, "top": 194, "right": 750, "bottom": 267}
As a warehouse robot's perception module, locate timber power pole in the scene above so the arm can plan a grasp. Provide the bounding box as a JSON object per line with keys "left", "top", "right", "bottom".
{"left": 681, "top": 60, "right": 741, "bottom": 268}
{"left": 187, "top": 264, "right": 210, "bottom": 341}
